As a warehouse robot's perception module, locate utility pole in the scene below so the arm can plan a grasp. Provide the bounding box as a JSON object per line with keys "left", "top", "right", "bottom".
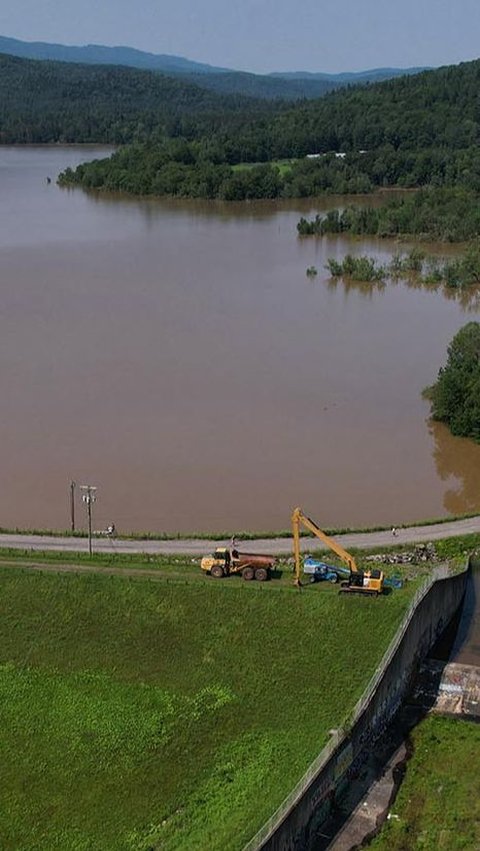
{"left": 80, "top": 485, "right": 97, "bottom": 556}
{"left": 70, "top": 481, "right": 76, "bottom": 532}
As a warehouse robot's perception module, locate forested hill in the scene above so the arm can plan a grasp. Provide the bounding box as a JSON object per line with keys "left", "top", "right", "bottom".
{"left": 61, "top": 57, "right": 480, "bottom": 200}
{"left": 0, "top": 34, "right": 426, "bottom": 101}
{"left": 259, "top": 59, "right": 480, "bottom": 155}
{"left": 0, "top": 35, "right": 224, "bottom": 74}
{"left": 185, "top": 67, "right": 428, "bottom": 101}
{"left": 0, "top": 53, "right": 271, "bottom": 144}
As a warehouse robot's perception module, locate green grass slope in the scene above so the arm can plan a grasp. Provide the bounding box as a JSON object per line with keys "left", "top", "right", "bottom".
{"left": 369, "top": 715, "right": 480, "bottom": 850}
{"left": 0, "top": 568, "right": 415, "bottom": 850}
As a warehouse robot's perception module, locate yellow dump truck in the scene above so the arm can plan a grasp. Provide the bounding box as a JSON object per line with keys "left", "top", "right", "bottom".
{"left": 201, "top": 547, "right": 276, "bottom": 581}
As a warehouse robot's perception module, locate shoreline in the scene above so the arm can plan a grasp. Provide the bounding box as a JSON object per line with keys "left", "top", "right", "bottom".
{"left": 1, "top": 510, "right": 479, "bottom": 542}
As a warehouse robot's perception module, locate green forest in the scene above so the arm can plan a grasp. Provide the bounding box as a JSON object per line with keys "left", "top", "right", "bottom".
{"left": 4, "top": 49, "right": 480, "bottom": 217}
{"left": 0, "top": 35, "right": 426, "bottom": 101}
{"left": 0, "top": 53, "right": 272, "bottom": 144}
{"left": 58, "top": 58, "right": 480, "bottom": 200}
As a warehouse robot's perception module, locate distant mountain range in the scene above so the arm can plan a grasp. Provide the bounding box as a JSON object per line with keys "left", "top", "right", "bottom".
{"left": 0, "top": 35, "right": 428, "bottom": 100}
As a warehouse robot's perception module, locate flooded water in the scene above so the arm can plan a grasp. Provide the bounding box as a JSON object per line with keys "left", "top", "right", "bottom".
{"left": 1, "top": 146, "right": 480, "bottom": 533}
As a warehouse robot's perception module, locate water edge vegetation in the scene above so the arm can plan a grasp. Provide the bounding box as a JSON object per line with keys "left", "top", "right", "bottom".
{"left": 323, "top": 245, "right": 480, "bottom": 289}
{"left": 423, "top": 322, "right": 480, "bottom": 443}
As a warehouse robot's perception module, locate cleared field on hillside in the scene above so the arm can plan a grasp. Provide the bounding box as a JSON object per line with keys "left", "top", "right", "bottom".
{"left": 231, "top": 158, "right": 298, "bottom": 175}
{"left": 369, "top": 715, "right": 480, "bottom": 850}
{"left": 0, "top": 567, "right": 416, "bottom": 850}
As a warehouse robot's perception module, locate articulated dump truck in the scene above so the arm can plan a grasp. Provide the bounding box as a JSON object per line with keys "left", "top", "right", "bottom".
{"left": 201, "top": 547, "right": 276, "bottom": 581}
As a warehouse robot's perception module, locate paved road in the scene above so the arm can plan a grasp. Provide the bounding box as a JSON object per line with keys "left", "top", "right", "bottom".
{"left": 0, "top": 516, "right": 479, "bottom": 556}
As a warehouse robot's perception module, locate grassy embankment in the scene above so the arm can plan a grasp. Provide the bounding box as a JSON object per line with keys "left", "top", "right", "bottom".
{"left": 0, "top": 559, "right": 420, "bottom": 851}
{"left": 369, "top": 715, "right": 480, "bottom": 850}
{"left": 0, "top": 528, "right": 475, "bottom": 577}
{"left": 0, "top": 532, "right": 474, "bottom": 849}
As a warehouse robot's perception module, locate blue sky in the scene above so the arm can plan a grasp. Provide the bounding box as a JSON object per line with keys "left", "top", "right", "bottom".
{"left": 1, "top": 0, "right": 479, "bottom": 73}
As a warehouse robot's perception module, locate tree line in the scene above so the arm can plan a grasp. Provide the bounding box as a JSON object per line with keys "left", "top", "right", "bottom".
{"left": 0, "top": 53, "right": 274, "bottom": 144}
{"left": 58, "top": 147, "right": 480, "bottom": 203}
{"left": 58, "top": 57, "right": 480, "bottom": 199}
{"left": 297, "top": 188, "right": 480, "bottom": 242}
{"left": 425, "top": 323, "right": 480, "bottom": 442}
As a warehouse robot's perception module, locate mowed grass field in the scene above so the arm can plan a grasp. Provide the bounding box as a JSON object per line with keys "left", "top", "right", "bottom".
{"left": 369, "top": 715, "right": 480, "bottom": 850}
{"left": 0, "top": 566, "right": 417, "bottom": 850}
{"left": 231, "top": 158, "right": 298, "bottom": 176}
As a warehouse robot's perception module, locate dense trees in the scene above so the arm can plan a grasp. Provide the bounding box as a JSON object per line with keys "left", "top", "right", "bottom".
{"left": 62, "top": 145, "right": 480, "bottom": 205}
{"left": 425, "top": 323, "right": 480, "bottom": 441}
{"left": 4, "top": 52, "right": 480, "bottom": 159}
{"left": 0, "top": 53, "right": 271, "bottom": 144}
{"left": 297, "top": 189, "right": 480, "bottom": 242}
{"left": 4, "top": 49, "right": 476, "bottom": 207}
{"left": 59, "top": 57, "right": 480, "bottom": 203}
{"left": 58, "top": 145, "right": 283, "bottom": 199}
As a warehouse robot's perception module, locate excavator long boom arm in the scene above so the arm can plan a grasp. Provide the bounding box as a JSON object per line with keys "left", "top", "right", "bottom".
{"left": 292, "top": 507, "right": 358, "bottom": 586}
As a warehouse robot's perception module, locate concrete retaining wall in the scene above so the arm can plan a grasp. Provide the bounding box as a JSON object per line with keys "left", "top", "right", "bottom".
{"left": 244, "top": 565, "right": 468, "bottom": 851}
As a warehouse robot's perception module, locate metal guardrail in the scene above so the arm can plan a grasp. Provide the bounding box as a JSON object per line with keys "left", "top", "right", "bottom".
{"left": 243, "top": 564, "right": 457, "bottom": 851}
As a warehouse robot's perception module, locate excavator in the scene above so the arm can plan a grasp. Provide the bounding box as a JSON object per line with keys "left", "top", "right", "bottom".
{"left": 291, "top": 507, "right": 384, "bottom": 596}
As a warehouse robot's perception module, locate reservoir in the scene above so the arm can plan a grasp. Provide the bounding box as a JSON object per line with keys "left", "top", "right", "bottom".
{"left": 1, "top": 146, "right": 480, "bottom": 533}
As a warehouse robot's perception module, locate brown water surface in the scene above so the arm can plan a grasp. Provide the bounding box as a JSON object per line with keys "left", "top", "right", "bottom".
{"left": 1, "top": 147, "right": 480, "bottom": 533}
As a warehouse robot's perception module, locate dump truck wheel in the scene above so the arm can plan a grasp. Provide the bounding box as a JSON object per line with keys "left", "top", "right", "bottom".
{"left": 255, "top": 567, "right": 268, "bottom": 582}
{"left": 211, "top": 565, "right": 224, "bottom": 578}
{"left": 242, "top": 566, "right": 255, "bottom": 581}
{"left": 329, "top": 573, "right": 339, "bottom": 584}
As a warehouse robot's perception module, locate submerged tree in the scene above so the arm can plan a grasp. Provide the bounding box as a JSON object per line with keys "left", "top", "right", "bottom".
{"left": 425, "top": 322, "right": 480, "bottom": 441}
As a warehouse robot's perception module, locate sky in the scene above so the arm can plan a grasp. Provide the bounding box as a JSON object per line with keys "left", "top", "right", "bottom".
{"left": 1, "top": 0, "right": 479, "bottom": 74}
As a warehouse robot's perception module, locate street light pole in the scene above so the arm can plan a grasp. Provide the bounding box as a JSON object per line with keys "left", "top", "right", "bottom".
{"left": 70, "top": 480, "right": 76, "bottom": 532}
{"left": 80, "top": 485, "right": 97, "bottom": 556}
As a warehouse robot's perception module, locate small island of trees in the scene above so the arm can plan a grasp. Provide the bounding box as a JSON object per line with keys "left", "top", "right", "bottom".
{"left": 424, "top": 323, "right": 480, "bottom": 442}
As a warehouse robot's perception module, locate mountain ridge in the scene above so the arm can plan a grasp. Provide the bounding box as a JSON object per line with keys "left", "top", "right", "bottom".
{"left": 0, "top": 34, "right": 428, "bottom": 99}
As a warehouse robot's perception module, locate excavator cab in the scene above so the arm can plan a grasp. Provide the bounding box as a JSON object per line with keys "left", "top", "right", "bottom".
{"left": 342, "top": 568, "right": 383, "bottom": 595}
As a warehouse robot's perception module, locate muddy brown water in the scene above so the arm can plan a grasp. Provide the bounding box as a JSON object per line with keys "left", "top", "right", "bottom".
{"left": 1, "top": 146, "right": 480, "bottom": 534}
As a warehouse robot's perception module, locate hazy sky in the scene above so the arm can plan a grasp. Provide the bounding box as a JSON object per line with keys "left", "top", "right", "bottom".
{"left": 1, "top": 0, "right": 479, "bottom": 73}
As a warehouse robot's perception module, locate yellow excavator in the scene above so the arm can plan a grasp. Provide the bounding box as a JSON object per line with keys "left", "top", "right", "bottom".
{"left": 291, "top": 507, "right": 384, "bottom": 595}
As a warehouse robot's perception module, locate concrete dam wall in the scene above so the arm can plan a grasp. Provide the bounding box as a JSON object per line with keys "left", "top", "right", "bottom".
{"left": 244, "top": 565, "right": 468, "bottom": 851}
